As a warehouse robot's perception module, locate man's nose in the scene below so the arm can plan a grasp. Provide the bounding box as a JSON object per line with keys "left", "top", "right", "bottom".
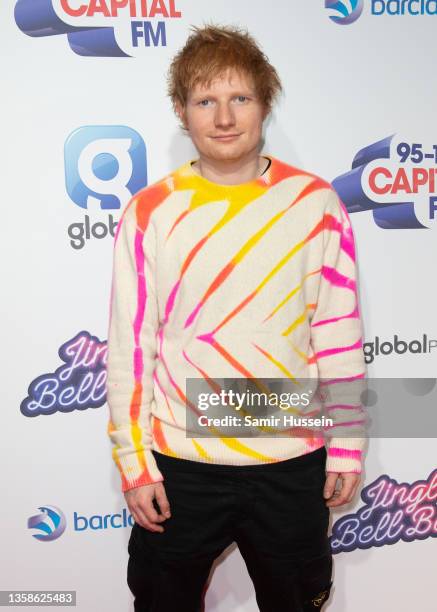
{"left": 214, "top": 102, "right": 236, "bottom": 128}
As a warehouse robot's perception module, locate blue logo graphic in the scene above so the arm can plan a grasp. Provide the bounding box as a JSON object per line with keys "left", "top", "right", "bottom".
{"left": 325, "top": 0, "right": 364, "bottom": 24}
{"left": 64, "top": 126, "right": 147, "bottom": 211}
{"left": 28, "top": 506, "right": 67, "bottom": 541}
{"left": 332, "top": 134, "right": 437, "bottom": 229}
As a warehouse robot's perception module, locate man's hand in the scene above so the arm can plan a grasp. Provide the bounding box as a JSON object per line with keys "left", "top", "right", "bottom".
{"left": 323, "top": 472, "right": 361, "bottom": 508}
{"left": 124, "top": 482, "right": 171, "bottom": 532}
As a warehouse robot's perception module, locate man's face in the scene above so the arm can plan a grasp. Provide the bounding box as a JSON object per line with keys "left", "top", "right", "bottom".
{"left": 177, "top": 68, "right": 268, "bottom": 164}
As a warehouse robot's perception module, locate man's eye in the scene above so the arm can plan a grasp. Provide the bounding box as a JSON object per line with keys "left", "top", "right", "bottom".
{"left": 199, "top": 99, "right": 212, "bottom": 106}
{"left": 235, "top": 96, "right": 248, "bottom": 103}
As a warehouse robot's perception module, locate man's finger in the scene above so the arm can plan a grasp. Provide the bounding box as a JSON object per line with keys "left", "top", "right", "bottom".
{"left": 326, "top": 490, "right": 349, "bottom": 507}
{"left": 345, "top": 478, "right": 360, "bottom": 503}
{"left": 140, "top": 497, "right": 166, "bottom": 525}
{"left": 132, "top": 504, "right": 165, "bottom": 532}
{"left": 342, "top": 474, "right": 361, "bottom": 503}
{"left": 325, "top": 474, "right": 360, "bottom": 507}
{"left": 155, "top": 484, "right": 171, "bottom": 518}
{"left": 323, "top": 472, "right": 338, "bottom": 499}
{"left": 136, "top": 516, "right": 164, "bottom": 533}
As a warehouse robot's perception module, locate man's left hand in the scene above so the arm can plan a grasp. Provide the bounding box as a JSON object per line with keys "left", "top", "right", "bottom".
{"left": 323, "top": 472, "right": 361, "bottom": 507}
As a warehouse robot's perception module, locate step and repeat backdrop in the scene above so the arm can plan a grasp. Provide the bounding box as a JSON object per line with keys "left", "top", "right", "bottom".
{"left": 2, "top": 1, "right": 436, "bottom": 610}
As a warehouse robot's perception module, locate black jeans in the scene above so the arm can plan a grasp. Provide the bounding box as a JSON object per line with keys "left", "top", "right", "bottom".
{"left": 127, "top": 446, "right": 333, "bottom": 612}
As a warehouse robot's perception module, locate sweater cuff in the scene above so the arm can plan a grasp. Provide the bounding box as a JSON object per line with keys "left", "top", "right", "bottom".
{"left": 114, "top": 449, "right": 164, "bottom": 492}
{"left": 325, "top": 438, "right": 365, "bottom": 474}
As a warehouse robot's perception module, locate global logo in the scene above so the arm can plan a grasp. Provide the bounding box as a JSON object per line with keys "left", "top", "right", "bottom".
{"left": 28, "top": 505, "right": 67, "bottom": 541}
{"left": 325, "top": 0, "right": 364, "bottom": 24}
{"left": 64, "top": 125, "right": 147, "bottom": 249}
{"left": 332, "top": 134, "right": 437, "bottom": 229}
{"left": 363, "top": 334, "right": 437, "bottom": 363}
{"left": 15, "top": 0, "right": 182, "bottom": 57}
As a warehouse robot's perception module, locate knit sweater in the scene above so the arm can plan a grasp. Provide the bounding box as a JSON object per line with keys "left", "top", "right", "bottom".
{"left": 106, "top": 155, "right": 367, "bottom": 492}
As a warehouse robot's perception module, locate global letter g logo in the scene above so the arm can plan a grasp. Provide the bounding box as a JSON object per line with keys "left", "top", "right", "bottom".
{"left": 64, "top": 126, "right": 147, "bottom": 211}
{"left": 325, "top": 0, "right": 364, "bottom": 24}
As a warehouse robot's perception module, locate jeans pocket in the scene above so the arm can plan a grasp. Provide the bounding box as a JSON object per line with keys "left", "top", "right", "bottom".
{"left": 299, "top": 550, "right": 333, "bottom": 607}
{"left": 302, "top": 580, "right": 333, "bottom": 609}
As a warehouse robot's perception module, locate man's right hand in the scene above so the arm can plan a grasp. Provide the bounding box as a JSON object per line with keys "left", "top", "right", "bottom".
{"left": 124, "top": 482, "right": 171, "bottom": 533}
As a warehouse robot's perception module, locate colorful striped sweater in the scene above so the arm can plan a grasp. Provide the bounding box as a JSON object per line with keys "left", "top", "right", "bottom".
{"left": 106, "top": 155, "right": 367, "bottom": 492}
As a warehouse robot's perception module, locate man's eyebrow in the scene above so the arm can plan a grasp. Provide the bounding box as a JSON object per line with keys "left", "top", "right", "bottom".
{"left": 190, "top": 89, "right": 256, "bottom": 100}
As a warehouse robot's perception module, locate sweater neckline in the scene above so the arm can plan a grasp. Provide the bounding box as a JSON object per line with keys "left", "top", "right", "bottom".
{"left": 181, "top": 154, "right": 275, "bottom": 190}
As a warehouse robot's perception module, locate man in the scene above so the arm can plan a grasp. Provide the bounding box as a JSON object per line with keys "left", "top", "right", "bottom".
{"left": 106, "top": 24, "right": 367, "bottom": 612}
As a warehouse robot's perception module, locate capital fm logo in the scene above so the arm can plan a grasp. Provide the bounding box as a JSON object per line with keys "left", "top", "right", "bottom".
{"left": 332, "top": 134, "right": 437, "bottom": 229}
{"left": 330, "top": 469, "right": 437, "bottom": 552}
{"left": 28, "top": 506, "right": 67, "bottom": 541}
{"left": 65, "top": 125, "right": 147, "bottom": 249}
{"left": 15, "top": 0, "right": 182, "bottom": 57}
{"left": 21, "top": 331, "right": 107, "bottom": 417}
{"left": 325, "top": 0, "right": 364, "bottom": 24}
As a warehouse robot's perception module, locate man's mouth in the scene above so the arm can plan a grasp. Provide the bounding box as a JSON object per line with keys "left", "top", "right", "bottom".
{"left": 211, "top": 134, "right": 242, "bottom": 140}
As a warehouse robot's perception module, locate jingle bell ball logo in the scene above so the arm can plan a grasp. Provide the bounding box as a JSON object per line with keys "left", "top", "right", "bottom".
{"left": 330, "top": 469, "right": 437, "bottom": 553}
{"left": 14, "top": 0, "right": 182, "bottom": 57}
{"left": 20, "top": 331, "right": 107, "bottom": 417}
{"left": 332, "top": 134, "right": 437, "bottom": 229}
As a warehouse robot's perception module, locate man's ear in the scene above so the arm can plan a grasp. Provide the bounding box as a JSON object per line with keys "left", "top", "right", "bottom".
{"left": 175, "top": 101, "right": 188, "bottom": 129}
{"left": 262, "top": 104, "right": 271, "bottom": 122}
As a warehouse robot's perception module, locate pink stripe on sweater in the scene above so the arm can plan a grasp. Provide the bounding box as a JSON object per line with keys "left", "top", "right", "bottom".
{"left": 338, "top": 199, "right": 356, "bottom": 261}
{"left": 326, "top": 404, "right": 362, "bottom": 411}
{"left": 325, "top": 419, "right": 365, "bottom": 429}
{"left": 133, "top": 228, "right": 146, "bottom": 381}
{"left": 321, "top": 265, "right": 356, "bottom": 291}
{"left": 328, "top": 447, "right": 362, "bottom": 459}
{"left": 311, "top": 305, "right": 359, "bottom": 328}
{"left": 315, "top": 337, "right": 363, "bottom": 359}
{"left": 319, "top": 373, "right": 366, "bottom": 385}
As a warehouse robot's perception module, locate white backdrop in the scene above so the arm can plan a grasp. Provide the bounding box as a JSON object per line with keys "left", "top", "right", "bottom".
{"left": 2, "top": 1, "right": 436, "bottom": 610}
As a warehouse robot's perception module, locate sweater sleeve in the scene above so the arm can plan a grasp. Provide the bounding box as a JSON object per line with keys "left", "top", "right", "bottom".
{"left": 310, "top": 188, "right": 368, "bottom": 474}
{"left": 105, "top": 194, "right": 164, "bottom": 492}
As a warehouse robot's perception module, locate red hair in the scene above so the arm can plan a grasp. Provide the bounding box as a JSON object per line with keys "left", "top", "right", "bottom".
{"left": 167, "top": 23, "right": 282, "bottom": 116}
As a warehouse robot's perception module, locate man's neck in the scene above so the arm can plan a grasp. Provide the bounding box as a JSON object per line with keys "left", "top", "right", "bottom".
{"left": 192, "top": 153, "right": 268, "bottom": 186}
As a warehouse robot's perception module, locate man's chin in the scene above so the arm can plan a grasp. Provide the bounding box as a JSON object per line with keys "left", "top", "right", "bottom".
{"left": 204, "top": 148, "right": 249, "bottom": 163}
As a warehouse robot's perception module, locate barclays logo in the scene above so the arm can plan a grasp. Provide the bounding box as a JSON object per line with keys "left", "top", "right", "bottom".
{"left": 27, "top": 505, "right": 134, "bottom": 540}
{"left": 326, "top": 0, "right": 437, "bottom": 23}
{"left": 325, "top": 0, "right": 364, "bottom": 24}
{"left": 27, "top": 505, "right": 67, "bottom": 542}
